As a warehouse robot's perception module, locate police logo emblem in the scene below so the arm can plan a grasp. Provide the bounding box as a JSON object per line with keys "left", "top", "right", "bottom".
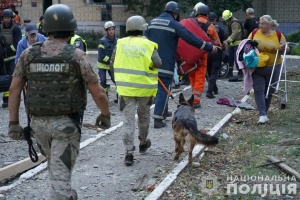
{"left": 200, "top": 173, "right": 220, "bottom": 195}
{"left": 206, "top": 180, "right": 213, "bottom": 189}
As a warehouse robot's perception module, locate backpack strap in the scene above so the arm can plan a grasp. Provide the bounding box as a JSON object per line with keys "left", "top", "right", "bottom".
{"left": 251, "top": 28, "right": 281, "bottom": 42}
{"left": 251, "top": 28, "right": 258, "bottom": 39}
{"left": 195, "top": 17, "right": 211, "bottom": 34}
{"left": 275, "top": 30, "right": 281, "bottom": 42}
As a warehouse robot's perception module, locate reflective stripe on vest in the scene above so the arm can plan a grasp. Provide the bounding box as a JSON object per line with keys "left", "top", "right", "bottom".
{"left": 147, "top": 25, "right": 175, "bottom": 33}
{"left": 114, "top": 36, "right": 158, "bottom": 97}
{"left": 97, "top": 62, "right": 110, "bottom": 69}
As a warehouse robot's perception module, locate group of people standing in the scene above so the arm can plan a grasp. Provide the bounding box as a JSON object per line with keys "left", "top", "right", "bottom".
{"left": 4, "top": 1, "right": 289, "bottom": 199}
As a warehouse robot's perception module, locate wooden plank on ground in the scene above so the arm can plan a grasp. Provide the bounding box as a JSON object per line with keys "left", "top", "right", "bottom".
{"left": 267, "top": 155, "right": 300, "bottom": 181}
{"left": 278, "top": 138, "right": 300, "bottom": 145}
{"left": 0, "top": 153, "right": 46, "bottom": 181}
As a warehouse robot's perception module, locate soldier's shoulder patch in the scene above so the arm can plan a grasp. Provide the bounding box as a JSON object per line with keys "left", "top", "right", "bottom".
{"left": 74, "top": 41, "right": 81, "bottom": 48}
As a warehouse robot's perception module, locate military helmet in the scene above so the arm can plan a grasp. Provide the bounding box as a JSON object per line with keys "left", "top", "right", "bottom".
{"left": 164, "top": 1, "right": 180, "bottom": 14}
{"left": 43, "top": 4, "right": 77, "bottom": 33}
{"left": 193, "top": 2, "right": 205, "bottom": 12}
{"left": 196, "top": 5, "right": 210, "bottom": 16}
{"left": 2, "top": 9, "right": 14, "bottom": 17}
{"left": 104, "top": 21, "right": 115, "bottom": 30}
{"left": 222, "top": 10, "right": 233, "bottom": 21}
{"left": 126, "top": 15, "right": 148, "bottom": 33}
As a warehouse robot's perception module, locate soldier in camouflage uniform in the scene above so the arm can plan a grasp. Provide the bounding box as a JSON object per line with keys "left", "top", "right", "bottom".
{"left": 111, "top": 16, "right": 162, "bottom": 166}
{"left": 8, "top": 4, "right": 111, "bottom": 200}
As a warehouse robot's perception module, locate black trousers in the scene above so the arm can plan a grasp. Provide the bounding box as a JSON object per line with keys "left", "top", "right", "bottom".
{"left": 207, "top": 50, "right": 222, "bottom": 93}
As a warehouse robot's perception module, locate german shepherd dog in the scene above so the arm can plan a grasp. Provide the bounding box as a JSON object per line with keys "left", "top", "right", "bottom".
{"left": 172, "top": 93, "right": 219, "bottom": 164}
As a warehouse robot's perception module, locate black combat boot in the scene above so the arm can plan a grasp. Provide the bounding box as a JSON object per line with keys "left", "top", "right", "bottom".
{"left": 2, "top": 97, "right": 8, "bottom": 108}
{"left": 139, "top": 139, "right": 151, "bottom": 154}
{"left": 124, "top": 154, "right": 134, "bottom": 166}
{"left": 154, "top": 119, "right": 166, "bottom": 129}
{"left": 163, "top": 111, "right": 172, "bottom": 119}
{"left": 206, "top": 92, "right": 215, "bottom": 99}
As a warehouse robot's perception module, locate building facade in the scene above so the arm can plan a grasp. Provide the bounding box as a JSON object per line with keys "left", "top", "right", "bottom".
{"left": 2, "top": 0, "right": 300, "bottom": 36}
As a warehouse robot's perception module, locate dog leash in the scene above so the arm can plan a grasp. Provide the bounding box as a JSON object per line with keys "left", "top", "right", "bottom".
{"left": 158, "top": 77, "right": 179, "bottom": 105}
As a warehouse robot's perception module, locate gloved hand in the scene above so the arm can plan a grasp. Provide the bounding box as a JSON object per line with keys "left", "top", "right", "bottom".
{"left": 8, "top": 121, "right": 24, "bottom": 140}
{"left": 95, "top": 113, "right": 111, "bottom": 129}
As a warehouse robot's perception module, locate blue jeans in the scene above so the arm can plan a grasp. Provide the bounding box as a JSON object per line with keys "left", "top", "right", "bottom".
{"left": 98, "top": 68, "right": 115, "bottom": 89}
{"left": 153, "top": 76, "right": 173, "bottom": 120}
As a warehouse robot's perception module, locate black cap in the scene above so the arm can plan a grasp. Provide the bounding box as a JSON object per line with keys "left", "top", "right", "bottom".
{"left": 208, "top": 12, "right": 217, "bottom": 20}
{"left": 24, "top": 19, "right": 31, "bottom": 23}
{"left": 25, "top": 24, "right": 38, "bottom": 34}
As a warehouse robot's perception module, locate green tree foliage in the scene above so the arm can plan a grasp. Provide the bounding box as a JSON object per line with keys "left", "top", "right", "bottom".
{"left": 125, "top": 0, "right": 253, "bottom": 18}
{"left": 210, "top": 0, "right": 253, "bottom": 17}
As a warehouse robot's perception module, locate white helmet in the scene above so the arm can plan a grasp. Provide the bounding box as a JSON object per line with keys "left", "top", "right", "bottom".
{"left": 104, "top": 21, "right": 115, "bottom": 30}
{"left": 193, "top": 2, "right": 205, "bottom": 11}
{"left": 126, "top": 15, "right": 148, "bottom": 33}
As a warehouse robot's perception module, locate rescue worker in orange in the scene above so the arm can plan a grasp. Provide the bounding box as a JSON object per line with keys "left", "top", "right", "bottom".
{"left": 189, "top": 3, "right": 222, "bottom": 108}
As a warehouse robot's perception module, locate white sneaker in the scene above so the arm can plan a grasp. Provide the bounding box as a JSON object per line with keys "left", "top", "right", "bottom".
{"left": 258, "top": 115, "right": 269, "bottom": 124}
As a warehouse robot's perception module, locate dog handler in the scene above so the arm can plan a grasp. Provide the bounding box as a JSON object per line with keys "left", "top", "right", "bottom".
{"left": 111, "top": 16, "right": 162, "bottom": 166}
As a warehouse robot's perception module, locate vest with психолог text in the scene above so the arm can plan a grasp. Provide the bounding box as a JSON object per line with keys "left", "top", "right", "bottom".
{"left": 29, "top": 63, "right": 70, "bottom": 73}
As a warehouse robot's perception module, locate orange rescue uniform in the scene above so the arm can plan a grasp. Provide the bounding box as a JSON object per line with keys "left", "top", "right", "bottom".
{"left": 189, "top": 15, "right": 221, "bottom": 105}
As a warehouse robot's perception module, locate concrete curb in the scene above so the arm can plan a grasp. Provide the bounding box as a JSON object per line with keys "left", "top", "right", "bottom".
{"left": 145, "top": 95, "right": 250, "bottom": 200}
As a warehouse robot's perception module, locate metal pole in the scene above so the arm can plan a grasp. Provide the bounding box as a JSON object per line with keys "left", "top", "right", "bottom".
{"left": 266, "top": 49, "right": 279, "bottom": 98}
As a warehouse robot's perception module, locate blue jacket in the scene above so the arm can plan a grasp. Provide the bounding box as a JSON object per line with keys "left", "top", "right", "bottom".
{"left": 98, "top": 36, "right": 118, "bottom": 65}
{"left": 15, "top": 33, "right": 47, "bottom": 64}
{"left": 145, "top": 12, "right": 213, "bottom": 78}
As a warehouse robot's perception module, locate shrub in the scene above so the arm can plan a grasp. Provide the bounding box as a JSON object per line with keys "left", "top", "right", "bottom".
{"left": 76, "top": 30, "right": 104, "bottom": 49}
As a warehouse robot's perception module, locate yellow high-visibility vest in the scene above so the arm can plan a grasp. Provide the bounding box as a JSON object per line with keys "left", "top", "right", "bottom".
{"left": 70, "top": 34, "right": 88, "bottom": 53}
{"left": 114, "top": 36, "right": 159, "bottom": 97}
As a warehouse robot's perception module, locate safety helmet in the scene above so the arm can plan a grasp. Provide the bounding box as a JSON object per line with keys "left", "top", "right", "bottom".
{"left": 104, "top": 21, "right": 115, "bottom": 30}
{"left": 2, "top": 9, "right": 14, "bottom": 17}
{"left": 246, "top": 8, "right": 254, "bottom": 14}
{"left": 193, "top": 2, "right": 205, "bottom": 12}
{"left": 196, "top": 5, "right": 210, "bottom": 16}
{"left": 126, "top": 15, "right": 148, "bottom": 33}
{"left": 164, "top": 1, "right": 180, "bottom": 14}
{"left": 43, "top": 4, "right": 77, "bottom": 33}
{"left": 222, "top": 10, "right": 233, "bottom": 21}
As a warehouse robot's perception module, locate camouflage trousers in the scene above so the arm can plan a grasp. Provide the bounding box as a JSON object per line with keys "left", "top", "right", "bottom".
{"left": 119, "top": 96, "right": 153, "bottom": 154}
{"left": 31, "top": 116, "right": 80, "bottom": 200}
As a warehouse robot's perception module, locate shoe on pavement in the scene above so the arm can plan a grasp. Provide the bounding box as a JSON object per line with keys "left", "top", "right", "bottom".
{"left": 154, "top": 119, "right": 166, "bottom": 129}
{"left": 193, "top": 104, "right": 201, "bottom": 109}
{"left": 2, "top": 102, "right": 8, "bottom": 108}
{"left": 213, "top": 87, "right": 219, "bottom": 95}
{"left": 124, "top": 154, "right": 134, "bottom": 166}
{"left": 139, "top": 139, "right": 151, "bottom": 154}
{"left": 163, "top": 111, "right": 172, "bottom": 118}
{"left": 258, "top": 115, "right": 269, "bottom": 124}
{"left": 206, "top": 92, "right": 215, "bottom": 99}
